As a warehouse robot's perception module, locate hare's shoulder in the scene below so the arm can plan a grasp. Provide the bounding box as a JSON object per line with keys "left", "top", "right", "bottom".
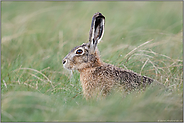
{"left": 80, "top": 63, "right": 119, "bottom": 81}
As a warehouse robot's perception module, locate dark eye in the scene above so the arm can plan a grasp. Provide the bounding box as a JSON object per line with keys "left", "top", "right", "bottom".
{"left": 76, "top": 49, "right": 83, "bottom": 54}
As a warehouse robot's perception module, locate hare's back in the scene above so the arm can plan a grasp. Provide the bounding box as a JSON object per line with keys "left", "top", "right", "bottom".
{"left": 93, "top": 63, "right": 153, "bottom": 88}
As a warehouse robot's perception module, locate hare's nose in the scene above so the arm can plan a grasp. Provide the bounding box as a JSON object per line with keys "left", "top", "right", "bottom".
{"left": 62, "top": 59, "right": 67, "bottom": 65}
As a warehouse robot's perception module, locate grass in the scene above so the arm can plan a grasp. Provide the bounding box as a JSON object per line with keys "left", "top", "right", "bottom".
{"left": 1, "top": 1, "right": 183, "bottom": 122}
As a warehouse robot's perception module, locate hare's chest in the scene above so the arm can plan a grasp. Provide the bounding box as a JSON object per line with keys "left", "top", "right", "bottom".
{"left": 80, "top": 69, "right": 97, "bottom": 90}
{"left": 79, "top": 68, "right": 116, "bottom": 98}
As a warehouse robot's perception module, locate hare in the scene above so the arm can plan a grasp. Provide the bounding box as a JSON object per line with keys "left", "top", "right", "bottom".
{"left": 63, "top": 12, "right": 154, "bottom": 99}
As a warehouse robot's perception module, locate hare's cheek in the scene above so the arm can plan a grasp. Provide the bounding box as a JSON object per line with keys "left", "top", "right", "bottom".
{"left": 72, "top": 56, "right": 84, "bottom": 65}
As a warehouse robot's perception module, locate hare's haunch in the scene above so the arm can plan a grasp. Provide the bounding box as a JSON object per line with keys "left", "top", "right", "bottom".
{"left": 63, "top": 12, "right": 154, "bottom": 99}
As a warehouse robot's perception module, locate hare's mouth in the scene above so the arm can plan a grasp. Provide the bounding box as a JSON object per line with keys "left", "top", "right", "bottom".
{"left": 63, "top": 64, "right": 73, "bottom": 70}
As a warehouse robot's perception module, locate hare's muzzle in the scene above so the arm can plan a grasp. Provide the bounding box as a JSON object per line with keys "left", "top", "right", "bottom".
{"left": 62, "top": 58, "right": 72, "bottom": 70}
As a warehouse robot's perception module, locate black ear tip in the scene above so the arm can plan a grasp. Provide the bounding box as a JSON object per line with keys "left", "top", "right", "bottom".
{"left": 94, "top": 12, "right": 105, "bottom": 19}
{"left": 94, "top": 12, "right": 103, "bottom": 16}
{"left": 97, "top": 12, "right": 102, "bottom": 15}
{"left": 99, "top": 12, "right": 103, "bottom": 16}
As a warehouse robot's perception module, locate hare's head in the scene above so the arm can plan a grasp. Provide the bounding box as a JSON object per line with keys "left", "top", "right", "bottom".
{"left": 63, "top": 12, "right": 105, "bottom": 71}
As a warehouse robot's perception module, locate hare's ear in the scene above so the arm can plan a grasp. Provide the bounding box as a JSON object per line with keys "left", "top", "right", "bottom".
{"left": 89, "top": 12, "right": 105, "bottom": 53}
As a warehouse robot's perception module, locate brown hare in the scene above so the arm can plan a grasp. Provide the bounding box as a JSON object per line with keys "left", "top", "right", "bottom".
{"left": 63, "top": 12, "right": 154, "bottom": 99}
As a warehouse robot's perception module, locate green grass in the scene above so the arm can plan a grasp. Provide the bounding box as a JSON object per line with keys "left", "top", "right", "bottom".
{"left": 1, "top": 1, "right": 183, "bottom": 122}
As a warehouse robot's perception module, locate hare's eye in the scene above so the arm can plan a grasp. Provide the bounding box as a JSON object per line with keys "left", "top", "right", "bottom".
{"left": 76, "top": 49, "right": 83, "bottom": 54}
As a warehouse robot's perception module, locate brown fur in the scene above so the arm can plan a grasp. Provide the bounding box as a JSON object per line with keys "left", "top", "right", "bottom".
{"left": 63, "top": 12, "right": 154, "bottom": 99}
{"left": 78, "top": 50, "right": 153, "bottom": 99}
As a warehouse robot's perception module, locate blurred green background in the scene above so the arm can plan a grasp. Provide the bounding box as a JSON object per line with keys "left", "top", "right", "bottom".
{"left": 1, "top": 1, "right": 183, "bottom": 122}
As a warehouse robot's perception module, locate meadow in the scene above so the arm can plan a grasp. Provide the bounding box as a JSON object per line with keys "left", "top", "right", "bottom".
{"left": 1, "top": 1, "right": 183, "bottom": 122}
